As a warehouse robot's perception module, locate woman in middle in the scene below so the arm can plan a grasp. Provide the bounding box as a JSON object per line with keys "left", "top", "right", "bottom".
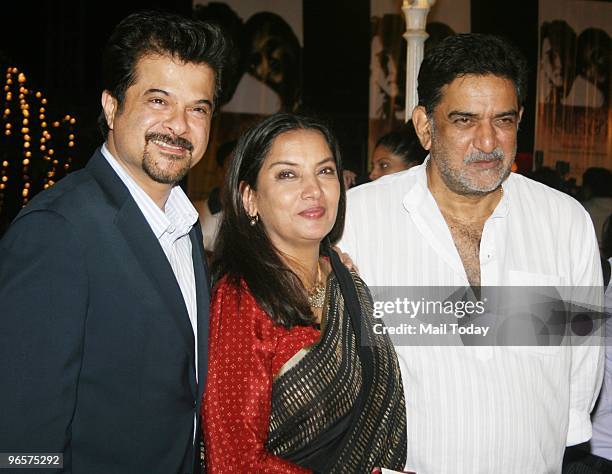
{"left": 202, "top": 113, "right": 406, "bottom": 473}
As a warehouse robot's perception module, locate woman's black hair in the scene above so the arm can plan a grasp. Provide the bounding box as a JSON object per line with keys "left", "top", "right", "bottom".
{"left": 375, "top": 120, "right": 427, "bottom": 167}
{"left": 212, "top": 113, "right": 345, "bottom": 328}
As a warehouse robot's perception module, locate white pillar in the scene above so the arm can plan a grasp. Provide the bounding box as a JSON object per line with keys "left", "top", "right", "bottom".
{"left": 402, "top": 0, "right": 436, "bottom": 121}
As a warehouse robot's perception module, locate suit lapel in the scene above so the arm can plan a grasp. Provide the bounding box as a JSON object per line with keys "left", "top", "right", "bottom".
{"left": 87, "top": 150, "right": 195, "bottom": 359}
{"left": 190, "top": 223, "right": 210, "bottom": 406}
{"left": 115, "top": 200, "right": 195, "bottom": 354}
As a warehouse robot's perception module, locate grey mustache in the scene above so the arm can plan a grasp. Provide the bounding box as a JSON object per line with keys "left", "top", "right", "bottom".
{"left": 464, "top": 148, "right": 504, "bottom": 163}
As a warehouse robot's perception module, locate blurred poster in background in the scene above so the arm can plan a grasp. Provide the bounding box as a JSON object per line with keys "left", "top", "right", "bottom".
{"left": 368, "top": 0, "right": 470, "bottom": 161}
{"left": 536, "top": 0, "right": 611, "bottom": 182}
{"left": 189, "top": 1, "right": 303, "bottom": 199}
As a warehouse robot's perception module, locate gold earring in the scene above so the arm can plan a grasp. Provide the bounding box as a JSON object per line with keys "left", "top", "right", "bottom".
{"left": 249, "top": 214, "right": 259, "bottom": 226}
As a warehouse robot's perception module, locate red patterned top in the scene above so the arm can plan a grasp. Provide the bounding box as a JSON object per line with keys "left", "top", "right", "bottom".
{"left": 202, "top": 277, "right": 319, "bottom": 473}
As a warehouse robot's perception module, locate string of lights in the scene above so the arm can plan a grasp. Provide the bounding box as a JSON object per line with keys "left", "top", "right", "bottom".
{"left": 1, "top": 66, "right": 76, "bottom": 215}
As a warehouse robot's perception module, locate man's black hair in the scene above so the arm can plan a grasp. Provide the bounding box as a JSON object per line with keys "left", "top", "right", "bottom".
{"left": 417, "top": 33, "right": 528, "bottom": 114}
{"left": 98, "top": 10, "right": 231, "bottom": 138}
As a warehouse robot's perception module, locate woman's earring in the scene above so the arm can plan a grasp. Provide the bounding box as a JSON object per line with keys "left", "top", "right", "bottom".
{"left": 249, "top": 214, "right": 259, "bottom": 226}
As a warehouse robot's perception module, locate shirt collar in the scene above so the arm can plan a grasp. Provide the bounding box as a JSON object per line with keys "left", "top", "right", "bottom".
{"left": 402, "top": 156, "right": 431, "bottom": 214}
{"left": 403, "top": 155, "right": 510, "bottom": 219}
{"left": 101, "top": 143, "right": 198, "bottom": 241}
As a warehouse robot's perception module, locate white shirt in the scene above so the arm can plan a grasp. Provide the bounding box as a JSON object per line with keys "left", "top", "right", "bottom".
{"left": 591, "top": 258, "right": 612, "bottom": 460}
{"left": 101, "top": 145, "right": 199, "bottom": 377}
{"left": 201, "top": 199, "right": 222, "bottom": 253}
{"left": 339, "top": 159, "right": 604, "bottom": 474}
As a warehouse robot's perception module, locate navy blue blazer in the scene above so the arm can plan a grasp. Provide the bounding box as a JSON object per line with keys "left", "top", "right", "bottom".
{"left": 0, "top": 149, "right": 210, "bottom": 473}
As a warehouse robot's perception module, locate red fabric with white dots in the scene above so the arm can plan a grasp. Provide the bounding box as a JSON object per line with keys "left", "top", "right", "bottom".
{"left": 202, "top": 277, "right": 317, "bottom": 473}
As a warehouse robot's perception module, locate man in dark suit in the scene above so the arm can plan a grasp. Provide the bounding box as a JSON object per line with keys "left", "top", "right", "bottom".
{"left": 0, "top": 11, "right": 229, "bottom": 473}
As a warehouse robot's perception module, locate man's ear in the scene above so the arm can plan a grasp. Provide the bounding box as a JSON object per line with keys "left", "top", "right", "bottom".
{"left": 240, "top": 181, "right": 258, "bottom": 217}
{"left": 101, "top": 90, "right": 118, "bottom": 131}
{"left": 412, "top": 105, "right": 433, "bottom": 151}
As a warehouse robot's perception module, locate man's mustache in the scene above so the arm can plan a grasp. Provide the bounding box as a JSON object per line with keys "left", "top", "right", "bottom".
{"left": 464, "top": 148, "right": 504, "bottom": 163}
{"left": 145, "top": 132, "right": 194, "bottom": 152}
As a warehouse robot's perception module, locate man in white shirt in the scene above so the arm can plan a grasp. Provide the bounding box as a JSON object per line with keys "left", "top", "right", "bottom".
{"left": 0, "top": 11, "right": 229, "bottom": 473}
{"left": 340, "top": 34, "right": 604, "bottom": 473}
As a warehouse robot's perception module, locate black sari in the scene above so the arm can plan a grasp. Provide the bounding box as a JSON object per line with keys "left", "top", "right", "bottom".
{"left": 264, "top": 250, "right": 407, "bottom": 473}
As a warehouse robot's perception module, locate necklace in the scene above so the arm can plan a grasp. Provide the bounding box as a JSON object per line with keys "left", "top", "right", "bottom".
{"left": 307, "top": 261, "right": 326, "bottom": 308}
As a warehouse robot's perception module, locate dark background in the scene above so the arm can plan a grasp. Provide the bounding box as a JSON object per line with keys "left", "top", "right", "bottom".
{"left": 0, "top": 0, "right": 539, "bottom": 229}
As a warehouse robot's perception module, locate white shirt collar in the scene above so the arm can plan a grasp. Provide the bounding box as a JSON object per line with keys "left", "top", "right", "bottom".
{"left": 402, "top": 155, "right": 509, "bottom": 219}
{"left": 100, "top": 143, "right": 198, "bottom": 241}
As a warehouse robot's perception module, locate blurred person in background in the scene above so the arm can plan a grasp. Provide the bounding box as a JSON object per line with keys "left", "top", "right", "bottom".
{"left": 582, "top": 167, "right": 612, "bottom": 249}
{"left": 369, "top": 120, "right": 427, "bottom": 181}
{"left": 590, "top": 213, "right": 612, "bottom": 468}
{"left": 194, "top": 139, "right": 236, "bottom": 255}
{"left": 564, "top": 214, "right": 612, "bottom": 473}
{"left": 528, "top": 166, "right": 565, "bottom": 191}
